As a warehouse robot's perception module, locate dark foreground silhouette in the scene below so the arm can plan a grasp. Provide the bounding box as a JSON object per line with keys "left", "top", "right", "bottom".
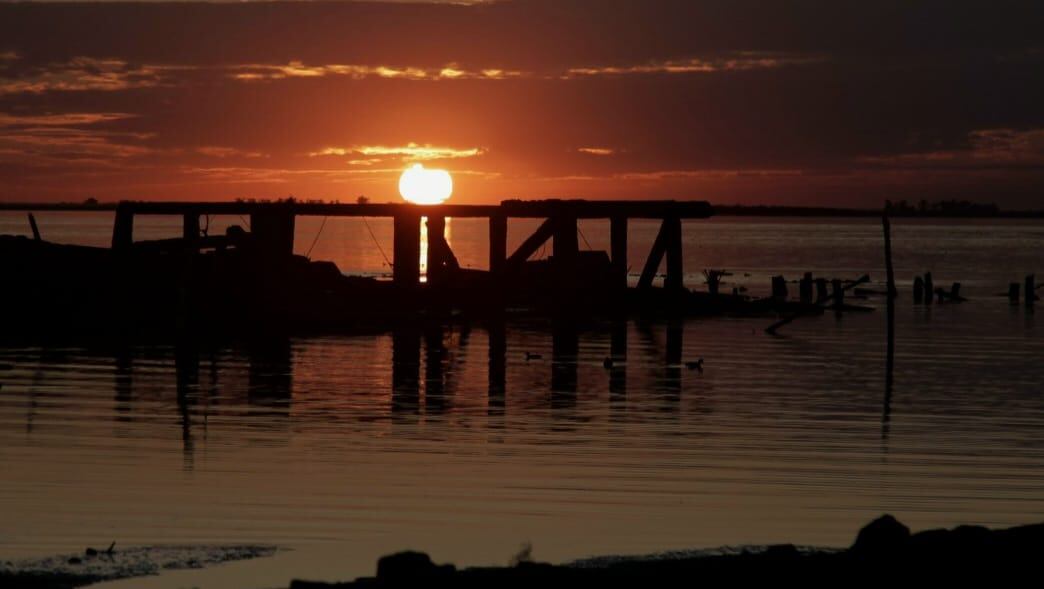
{"left": 5, "top": 516, "right": 1042, "bottom": 588}
{"left": 291, "top": 515, "right": 1044, "bottom": 588}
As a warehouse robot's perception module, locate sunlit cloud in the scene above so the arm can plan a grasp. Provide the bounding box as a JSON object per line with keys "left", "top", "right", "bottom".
{"left": 613, "top": 169, "right": 805, "bottom": 180}
{"left": 196, "top": 146, "right": 266, "bottom": 159}
{"left": 231, "top": 61, "right": 522, "bottom": 82}
{"left": 0, "top": 112, "right": 135, "bottom": 126}
{"left": 310, "top": 143, "right": 484, "bottom": 161}
{"left": 0, "top": 110, "right": 152, "bottom": 163}
{"left": 564, "top": 52, "right": 825, "bottom": 78}
{"left": 577, "top": 147, "right": 616, "bottom": 156}
{"left": 0, "top": 127, "right": 154, "bottom": 160}
{"left": 183, "top": 165, "right": 496, "bottom": 185}
{"left": 0, "top": 57, "right": 171, "bottom": 95}
{"left": 532, "top": 169, "right": 805, "bottom": 182}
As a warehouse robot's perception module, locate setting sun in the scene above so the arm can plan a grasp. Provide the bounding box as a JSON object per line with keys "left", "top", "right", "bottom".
{"left": 399, "top": 164, "right": 453, "bottom": 205}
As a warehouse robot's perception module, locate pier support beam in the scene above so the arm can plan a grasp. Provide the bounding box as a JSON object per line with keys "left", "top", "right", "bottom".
{"left": 505, "top": 218, "right": 555, "bottom": 270}
{"left": 183, "top": 213, "right": 200, "bottom": 249}
{"left": 610, "top": 216, "right": 628, "bottom": 290}
{"left": 664, "top": 216, "right": 683, "bottom": 290}
{"left": 393, "top": 211, "right": 421, "bottom": 287}
{"left": 639, "top": 217, "right": 684, "bottom": 289}
{"left": 425, "top": 216, "right": 458, "bottom": 286}
{"left": 488, "top": 214, "right": 507, "bottom": 275}
{"left": 552, "top": 215, "right": 578, "bottom": 265}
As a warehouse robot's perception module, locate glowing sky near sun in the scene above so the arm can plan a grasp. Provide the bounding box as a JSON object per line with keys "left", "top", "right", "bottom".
{"left": 1, "top": 1, "right": 1043, "bottom": 207}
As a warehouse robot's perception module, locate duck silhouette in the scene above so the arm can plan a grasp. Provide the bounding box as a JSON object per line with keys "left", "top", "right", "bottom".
{"left": 524, "top": 352, "right": 542, "bottom": 361}
{"left": 684, "top": 358, "right": 704, "bottom": 373}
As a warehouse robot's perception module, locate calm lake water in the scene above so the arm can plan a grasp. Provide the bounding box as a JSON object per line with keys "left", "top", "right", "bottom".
{"left": 1, "top": 213, "right": 1043, "bottom": 588}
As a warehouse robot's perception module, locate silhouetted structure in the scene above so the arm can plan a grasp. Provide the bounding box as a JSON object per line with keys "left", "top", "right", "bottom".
{"left": 1, "top": 199, "right": 740, "bottom": 334}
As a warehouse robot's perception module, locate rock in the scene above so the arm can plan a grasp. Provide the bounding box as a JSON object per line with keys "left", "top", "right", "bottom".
{"left": 762, "top": 544, "right": 801, "bottom": 560}
{"left": 67, "top": 557, "right": 82, "bottom": 565}
{"left": 850, "top": 514, "right": 911, "bottom": 556}
{"left": 376, "top": 551, "right": 455, "bottom": 583}
{"left": 85, "top": 548, "right": 98, "bottom": 557}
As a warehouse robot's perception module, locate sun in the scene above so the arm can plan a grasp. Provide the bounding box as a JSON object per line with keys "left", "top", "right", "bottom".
{"left": 399, "top": 164, "right": 453, "bottom": 205}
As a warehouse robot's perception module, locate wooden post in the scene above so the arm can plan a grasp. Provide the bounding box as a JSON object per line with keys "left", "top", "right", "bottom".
{"left": 610, "top": 216, "right": 628, "bottom": 291}
{"left": 883, "top": 215, "right": 896, "bottom": 301}
{"left": 1027, "top": 275, "right": 1037, "bottom": 305}
{"left": 664, "top": 216, "right": 683, "bottom": 290}
{"left": 772, "top": 275, "right": 788, "bottom": 300}
{"left": 426, "top": 215, "right": 453, "bottom": 286}
{"left": 914, "top": 276, "right": 925, "bottom": 304}
{"left": 183, "top": 213, "right": 200, "bottom": 249}
{"left": 799, "top": 272, "right": 813, "bottom": 304}
{"left": 883, "top": 216, "right": 895, "bottom": 420}
{"left": 28, "top": 213, "right": 41, "bottom": 241}
{"left": 552, "top": 215, "right": 578, "bottom": 264}
{"left": 815, "top": 278, "right": 829, "bottom": 303}
{"left": 112, "top": 203, "right": 134, "bottom": 250}
{"left": 393, "top": 211, "right": 421, "bottom": 287}
{"left": 1008, "top": 282, "right": 1021, "bottom": 303}
{"left": 923, "top": 272, "right": 933, "bottom": 306}
{"left": 488, "top": 214, "right": 507, "bottom": 275}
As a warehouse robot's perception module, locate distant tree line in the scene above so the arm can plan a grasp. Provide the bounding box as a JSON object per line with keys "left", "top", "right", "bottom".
{"left": 714, "top": 200, "right": 1043, "bottom": 218}
{"left": 883, "top": 199, "right": 1001, "bottom": 217}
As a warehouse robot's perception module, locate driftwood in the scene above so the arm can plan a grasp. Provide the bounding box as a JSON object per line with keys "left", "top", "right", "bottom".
{"left": 765, "top": 274, "right": 870, "bottom": 334}
{"left": 28, "top": 213, "right": 41, "bottom": 241}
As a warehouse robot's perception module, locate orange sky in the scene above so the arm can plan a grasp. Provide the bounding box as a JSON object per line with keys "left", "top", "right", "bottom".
{"left": 1, "top": 1, "right": 1043, "bottom": 207}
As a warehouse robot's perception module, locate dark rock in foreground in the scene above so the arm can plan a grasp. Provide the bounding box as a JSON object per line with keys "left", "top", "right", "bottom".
{"left": 291, "top": 516, "right": 1044, "bottom": 588}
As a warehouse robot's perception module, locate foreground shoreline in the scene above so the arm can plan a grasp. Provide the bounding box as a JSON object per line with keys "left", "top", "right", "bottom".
{"left": 291, "top": 515, "right": 1044, "bottom": 588}
{"left": 4, "top": 516, "right": 1042, "bottom": 588}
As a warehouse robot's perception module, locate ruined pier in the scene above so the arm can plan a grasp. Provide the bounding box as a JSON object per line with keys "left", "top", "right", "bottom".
{"left": 103, "top": 199, "right": 713, "bottom": 291}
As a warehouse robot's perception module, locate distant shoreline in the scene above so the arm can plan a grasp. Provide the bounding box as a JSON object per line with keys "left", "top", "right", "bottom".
{"left": 712, "top": 205, "right": 1044, "bottom": 219}
{"left": 2, "top": 202, "right": 1043, "bottom": 219}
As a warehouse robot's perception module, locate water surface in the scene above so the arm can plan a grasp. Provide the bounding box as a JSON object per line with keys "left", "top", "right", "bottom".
{"left": 1, "top": 215, "right": 1042, "bottom": 587}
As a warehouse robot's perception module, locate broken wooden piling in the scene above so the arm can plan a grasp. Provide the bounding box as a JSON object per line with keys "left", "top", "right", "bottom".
{"left": 765, "top": 274, "right": 870, "bottom": 334}
{"left": 771, "top": 275, "right": 788, "bottom": 301}
{"left": 799, "top": 272, "right": 813, "bottom": 304}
